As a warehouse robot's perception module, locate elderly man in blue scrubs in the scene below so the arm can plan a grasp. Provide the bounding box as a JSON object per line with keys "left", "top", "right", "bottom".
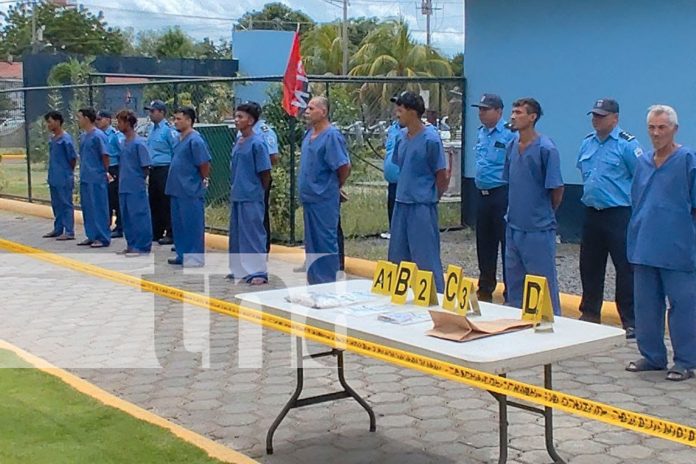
{"left": 115, "top": 109, "right": 152, "bottom": 257}
{"left": 145, "top": 100, "right": 178, "bottom": 245}
{"left": 43, "top": 110, "right": 77, "bottom": 241}
{"left": 229, "top": 102, "right": 272, "bottom": 284}
{"left": 165, "top": 106, "right": 211, "bottom": 267}
{"left": 96, "top": 110, "right": 125, "bottom": 239}
{"left": 387, "top": 91, "right": 449, "bottom": 293}
{"left": 299, "top": 96, "right": 351, "bottom": 285}
{"left": 472, "top": 93, "right": 515, "bottom": 302}
{"left": 625, "top": 105, "right": 696, "bottom": 382}
{"left": 577, "top": 99, "right": 642, "bottom": 338}
{"left": 504, "top": 98, "right": 564, "bottom": 315}
{"left": 76, "top": 107, "right": 111, "bottom": 248}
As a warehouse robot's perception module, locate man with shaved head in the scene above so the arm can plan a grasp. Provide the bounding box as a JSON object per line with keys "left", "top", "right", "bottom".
{"left": 298, "top": 96, "right": 351, "bottom": 284}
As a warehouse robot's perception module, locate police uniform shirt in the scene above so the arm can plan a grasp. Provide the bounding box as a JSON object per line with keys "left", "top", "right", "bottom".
{"left": 47, "top": 132, "right": 77, "bottom": 188}
{"left": 474, "top": 119, "right": 515, "bottom": 190}
{"left": 252, "top": 119, "right": 279, "bottom": 156}
{"left": 298, "top": 126, "right": 350, "bottom": 204}
{"left": 230, "top": 132, "right": 272, "bottom": 202}
{"left": 504, "top": 134, "right": 564, "bottom": 231}
{"left": 146, "top": 121, "right": 178, "bottom": 166}
{"left": 383, "top": 121, "right": 402, "bottom": 184}
{"left": 102, "top": 126, "right": 125, "bottom": 167}
{"left": 627, "top": 146, "right": 696, "bottom": 272}
{"left": 392, "top": 125, "right": 447, "bottom": 205}
{"left": 79, "top": 129, "right": 109, "bottom": 184}
{"left": 577, "top": 126, "right": 642, "bottom": 209}
{"left": 118, "top": 137, "right": 151, "bottom": 194}
{"left": 164, "top": 131, "right": 212, "bottom": 199}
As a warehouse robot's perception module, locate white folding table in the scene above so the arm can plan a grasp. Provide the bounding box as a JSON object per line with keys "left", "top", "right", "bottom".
{"left": 237, "top": 280, "right": 625, "bottom": 463}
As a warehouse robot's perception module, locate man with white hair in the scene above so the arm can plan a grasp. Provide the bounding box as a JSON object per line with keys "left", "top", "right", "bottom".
{"left": 625, "top": 105, "right": 696, "bottom": 382}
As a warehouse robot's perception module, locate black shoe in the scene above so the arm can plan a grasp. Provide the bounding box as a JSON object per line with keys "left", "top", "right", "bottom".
{"left": 579, "top": 313, "right": 601, "bottom": 324}
{"left": 158, "top": 237, "right": 174, "bottom": 245}
{"left": 625, "top": 327, "right": 636, "bottom": 340}
{"left": 43, "top": 231, "right": 60, "bottom": 238}
{"left": 477, "top": 291, "right": 493, "bottom": 303}
{"left": 167, "top": 257, "right": 183, "bottom": 265}
{"left": 77, "top": 239, "right": 94, "bottom": 246}
{"left": 111, "top": 230, "right": 124, "bottom": 238}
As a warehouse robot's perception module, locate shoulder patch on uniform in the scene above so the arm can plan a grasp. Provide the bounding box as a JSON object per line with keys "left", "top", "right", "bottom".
{"left": 619, "top": 131, "right": 635, "bottom": 141}
{"left": 634, "top": 147, "right": 643, "bottom": 157}
{"left": 584, "top": 132, "right": 594, "bottom": 139}
{"left": 260, "top": 124, "right": 270, "bottom": 132}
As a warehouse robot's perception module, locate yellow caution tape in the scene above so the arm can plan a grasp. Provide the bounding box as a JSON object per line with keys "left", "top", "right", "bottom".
{"left": 1, "top": 237, "right": 695, "bottom": 447}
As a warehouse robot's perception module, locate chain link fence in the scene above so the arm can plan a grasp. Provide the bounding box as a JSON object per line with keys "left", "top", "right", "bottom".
{"left": 0, "top": 74, "right": 465, "bottom": 244}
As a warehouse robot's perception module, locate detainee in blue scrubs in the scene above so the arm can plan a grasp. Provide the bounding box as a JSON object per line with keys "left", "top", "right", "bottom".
{"left": 76, "top": 107, "right": 111, "bottom": 248}
{"left": 165, "top": 106, "right": 212, "bottom": 267}
{"left": 504, "top": 98, "right": 564, "bottom": 315}
{"left": 115, "top": 110, "right": 152, "bottom": 256}
{"left": 43, "top": 110, "right": 77, "bottom": 240}
{"left": 625, "top": 105, "right": 696, "bottom": 382}
{"left": 387, "top": 91, "right": 449, "bottom": 293}
{"left": 299, "top": 96, "right": 351, "bottom": 285}
{"left": 229, "top": 102, "right": 272, "bottom": 284}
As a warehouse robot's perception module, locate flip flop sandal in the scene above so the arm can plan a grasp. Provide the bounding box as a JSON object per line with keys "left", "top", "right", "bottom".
{"left": 249, "top": 277, "right": 268, "bottom": 286}
{"left": 626, "top": 359, "right": 666, "bottom": 372}
{"left": 666, "top": 367, "right": 694, "bottom": 382}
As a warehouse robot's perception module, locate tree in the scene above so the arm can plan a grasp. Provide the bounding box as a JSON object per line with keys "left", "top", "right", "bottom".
{"left": 135, "top": 28, "right": 230, "bottom": 59}
{"left": 348, "top": 17, "right": 379, "bottom": 49}
{"left": 0, "top": 3, "right": 130, "bottom": 58}
{"left": 237, "top": 3, "right": 315, "bottom": 34}
{"left": 301, "top": 24, "right": 343, "bottom": 75}
{"left": 451, "top": 52, "right": 464, "bottom": 76}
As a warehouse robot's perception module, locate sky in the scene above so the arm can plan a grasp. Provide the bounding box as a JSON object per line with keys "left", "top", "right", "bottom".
{"left": 57, "top": 0, "right": 465, "bottom": 57}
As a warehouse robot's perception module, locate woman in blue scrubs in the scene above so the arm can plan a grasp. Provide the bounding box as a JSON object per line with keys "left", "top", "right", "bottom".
{"left": 228, "top": 102, "right": 272, "bottom": 285}
{"left": 115, "top": 110, "right": 153, "bottom": 256}
{"left": 626, "top": 105, "right": 696, "bottom": 381}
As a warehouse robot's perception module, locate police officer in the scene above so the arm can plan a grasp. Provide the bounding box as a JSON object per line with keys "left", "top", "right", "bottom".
{"left": 165, "top": 106, "right": 212, "bottom": 267}
{"left": 144, "top": 100, "right": 178, "bottom": 245}
{"left": 96, "top": 110, "right": 125, "bottom": 238}
{"left": 299, "top": 96, "right": 351, "bottom": 285}
{"left": 236, "top": 103, "right": 279, "bottom": 253}
{"left": 387, "top": 91, "right": 449, "bottom": 293}
{"left": 43, "top": 110, "right": 77, "bottom": 241}
{"left": 381, "top": 118, "right": 401, "bottom": 240}
{"left": 626, "top": 105, "right": 696, "bottom": 381}
{"left": 577, "top": 99, "right": 641, "bottom": 338}
{"left": 472, "top": 94, "right": 515, "bottom": 302}
{"left": 504, "top": 98, "right": 564, "bottom": 315}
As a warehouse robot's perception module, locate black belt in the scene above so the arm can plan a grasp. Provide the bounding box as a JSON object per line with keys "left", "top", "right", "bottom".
{"left": 478, "top": 185, "right": 506, "bottom": 196}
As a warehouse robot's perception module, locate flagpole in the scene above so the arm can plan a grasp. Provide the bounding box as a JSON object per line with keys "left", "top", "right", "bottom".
{"left": 288, "top": 115, "right": 296, "bottom": 245}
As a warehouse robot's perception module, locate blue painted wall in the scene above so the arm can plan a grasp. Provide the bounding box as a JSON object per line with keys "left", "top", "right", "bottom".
{"left": 463, "top": 0, "right": 696, "bottom": 239}
{"left": 232, "top": 30, "right": 294, "bottom": 105}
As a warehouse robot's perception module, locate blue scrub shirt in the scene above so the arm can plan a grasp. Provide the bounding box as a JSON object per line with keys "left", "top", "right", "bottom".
{"left": 79, "top": 129, "right": 109, "bottom": 184}
{"left": 119, "top": 137, "right": 152, "bottom": 194}
{"left": 504, "top": 135, "right": 564, "bottom": 231}
{"left": 577, "top": 126, "right": 642, "bottom": 209}
{"left": 392, "top": 125, "right": 447, "bottom": 204}
{"left": 628, "top": 146, "right": 696, "bottom": 272}
{"left": 47, "top": 132, "right": 77, "bottom": 188}
{"left": 231, "top": 132, "right": 272, "bottom": 202}
{"left": 474, "top": 119, "right": 515, "bottom": 190}
{"left": 165, "top": 131, "right": 212, "bottom": 198}
{"left": 298, "top": 126, "right": 350, "bottom": 204}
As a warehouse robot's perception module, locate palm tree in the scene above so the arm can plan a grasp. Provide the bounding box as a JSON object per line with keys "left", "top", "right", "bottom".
{"left": 301, "top": 23, "right": 345, "bottom": 75}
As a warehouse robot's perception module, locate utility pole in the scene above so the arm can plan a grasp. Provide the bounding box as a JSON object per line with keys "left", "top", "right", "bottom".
{"left": 31, "top": 0, "right": 38, "bottom": 53}
{"left": 342, "top": 0, "right": 349, "bottom": 75}
{"left": 421, "top": 0, "right": 433, "bottom": 47}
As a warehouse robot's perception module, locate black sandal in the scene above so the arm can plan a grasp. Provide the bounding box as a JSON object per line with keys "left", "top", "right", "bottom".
{"left": 666, "top": 367, "right": 694, "bottom": 382}
{"left": 626, "top": 359, "right": 666, "bottom": 372}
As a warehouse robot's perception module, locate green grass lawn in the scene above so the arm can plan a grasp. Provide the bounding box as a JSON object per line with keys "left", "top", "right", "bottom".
{"left": 0, "top": 160, "right": 49, "bottom": 201}
{"left": 0, "top": 349, "right": 229, "bottom": 464}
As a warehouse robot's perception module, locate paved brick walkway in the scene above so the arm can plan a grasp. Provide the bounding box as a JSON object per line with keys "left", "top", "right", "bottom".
{"left": 1, "top": 210, "right": 694, "bottom": 463}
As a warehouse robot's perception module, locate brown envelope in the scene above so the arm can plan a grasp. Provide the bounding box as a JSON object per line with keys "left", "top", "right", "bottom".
{"left": 427, "top": 310, "right": 535, "bottom": 342}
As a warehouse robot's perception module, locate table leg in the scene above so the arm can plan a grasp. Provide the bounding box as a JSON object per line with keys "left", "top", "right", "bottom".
{"left": 544, "top": 364, "right": 566, "bottom": 464}
{"left": 265, "top": 337, "right": 375, "bottom": 454}
{"left": 490, "top": 374, "right": 509, "bottom": 464}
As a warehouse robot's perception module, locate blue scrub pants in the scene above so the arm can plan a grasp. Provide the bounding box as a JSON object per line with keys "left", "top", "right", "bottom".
{"left": 387, "top": 202, "right": 445, "bottom": 293}
{"left": 80, "top": 181, "right": 111, "bottom": 245}
{"left": 229, "top": 201, "right": 268, "bottom": 282}
{"left": 120, "top": 191, "right": 153, "bottom": 253}
{"left": 634, "top": 264, "right": 696, "bottom": 369}
{"left": 170, "top": 195, "right": 205, "bottom": 266}
{"left": 505, "top": 227, "right": 561, "bottom": 315}
{"left": 49, "top": 184, "right": 74, "bottom": 236}
{"left": 303, "top": 199, "right": 340, "bottom": 285}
